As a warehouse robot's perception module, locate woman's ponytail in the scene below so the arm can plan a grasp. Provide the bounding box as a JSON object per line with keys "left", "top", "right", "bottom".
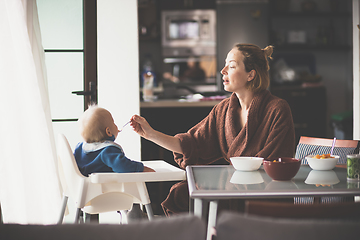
{"left": 262, "top": 45, "right": 274, "bottom": 60}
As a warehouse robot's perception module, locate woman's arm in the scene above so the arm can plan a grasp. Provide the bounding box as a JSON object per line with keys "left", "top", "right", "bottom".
{"left": 130, "top": 115, "right": 183, "bottom": 154}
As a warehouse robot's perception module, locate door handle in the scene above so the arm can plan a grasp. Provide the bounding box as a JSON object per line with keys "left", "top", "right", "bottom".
{"left": 72, "top": 82, "right": 97, "bottom": 104}
{"left": 72, "top": 90, "right": 93, "bottom": 96}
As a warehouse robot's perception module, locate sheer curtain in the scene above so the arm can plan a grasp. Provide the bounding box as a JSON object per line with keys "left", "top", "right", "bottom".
{"left": 0, "top": 0, "right": 62, "bottom": 224}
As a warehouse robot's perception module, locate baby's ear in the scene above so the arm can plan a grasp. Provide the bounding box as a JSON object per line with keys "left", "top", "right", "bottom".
{"left": 105, "top": 127, "right": 112, "bottom": 137}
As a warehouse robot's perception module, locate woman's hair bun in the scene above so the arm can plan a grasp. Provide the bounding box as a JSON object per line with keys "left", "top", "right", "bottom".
{"left": 262, "top": 45, "right": 274, "bottom": 60}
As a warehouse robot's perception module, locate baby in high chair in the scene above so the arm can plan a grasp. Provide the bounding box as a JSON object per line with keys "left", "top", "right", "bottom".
{"left": 74, "top": 104, "right": 155, "bottom": 177}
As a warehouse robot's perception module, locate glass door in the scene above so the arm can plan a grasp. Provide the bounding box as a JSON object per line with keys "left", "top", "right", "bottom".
{"left": 37, "top": 0, "right": 92, "bottom": 148}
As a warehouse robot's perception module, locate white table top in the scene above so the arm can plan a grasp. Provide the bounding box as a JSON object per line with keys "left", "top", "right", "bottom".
{"left": 90, "top": 160, "right": 186, "bottom": 183}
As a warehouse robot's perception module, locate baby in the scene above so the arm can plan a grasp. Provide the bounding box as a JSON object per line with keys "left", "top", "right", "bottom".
{"left": 74, "top": 105, "right": 154, "bottom": 176}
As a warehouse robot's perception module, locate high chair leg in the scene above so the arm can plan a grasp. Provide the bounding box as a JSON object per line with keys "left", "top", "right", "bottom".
{"left": 119, "top": 210, "right": 128, "bottom": 224}
{"left": 145, "top": 204, "right": 154, "bottom": 221}
{"left": 57, "top": 196, "right": 68, "bottom": 224}
{"left": 74, "top": 208, "right": 82, "bottom": 224}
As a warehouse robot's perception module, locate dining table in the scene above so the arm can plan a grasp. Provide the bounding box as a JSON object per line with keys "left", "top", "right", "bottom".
{"left": 186, "top": 164, "right": 360, "bottom": 240}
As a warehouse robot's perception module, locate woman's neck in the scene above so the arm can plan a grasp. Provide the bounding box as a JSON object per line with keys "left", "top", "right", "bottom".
{"left": 235, "top": 90, "right": 254, "bottom": 110}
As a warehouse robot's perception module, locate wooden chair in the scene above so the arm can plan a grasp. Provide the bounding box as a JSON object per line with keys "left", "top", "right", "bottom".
{"left": 294, "top": 136, "right": 360, "bottom": 204}
{"left": 295, "top": 136, "right": 360, "bottom": 165}
{"left": 244, "top": 200, "right": 360, "bottom": 219}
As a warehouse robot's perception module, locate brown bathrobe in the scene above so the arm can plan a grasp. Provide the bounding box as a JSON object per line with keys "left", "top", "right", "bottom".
{"left": 161, "top": 90, "right": 295, "bottom": 215}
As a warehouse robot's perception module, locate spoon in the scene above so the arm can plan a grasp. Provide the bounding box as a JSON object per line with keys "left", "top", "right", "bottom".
{"left": 330, "top": 137, "right": 336, "bottom": 155}
{"left": 119, "top": 120, "right": 131, "bottom": 132}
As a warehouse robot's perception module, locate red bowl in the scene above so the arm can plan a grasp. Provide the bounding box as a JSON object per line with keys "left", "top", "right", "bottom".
{"left": 263, "top": 157, "right": 301, "bottom": 181}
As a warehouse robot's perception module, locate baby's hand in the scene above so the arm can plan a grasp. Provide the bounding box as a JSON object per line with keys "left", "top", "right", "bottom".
{"left": 143, "top": 166, "right": 155, "bottom": 172}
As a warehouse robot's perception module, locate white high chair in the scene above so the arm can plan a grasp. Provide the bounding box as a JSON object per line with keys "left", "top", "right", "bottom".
{"left": 57, "top": 133, "right": 154, "bottom": 224}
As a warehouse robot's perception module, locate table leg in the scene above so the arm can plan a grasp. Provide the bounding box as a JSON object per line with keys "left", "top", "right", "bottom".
{"left": 194, "top": 198, "right": 203, "bottom": 218}
{"left": 189, "top": 197, "right": 193, "bottom": 213}
{"left": 207, "top": 200, "right": 218, "bottom": 240}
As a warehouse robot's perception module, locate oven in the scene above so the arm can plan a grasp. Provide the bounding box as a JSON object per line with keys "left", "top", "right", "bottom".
{"left": 161, "top": 9, "right": 216, "bottom": 57}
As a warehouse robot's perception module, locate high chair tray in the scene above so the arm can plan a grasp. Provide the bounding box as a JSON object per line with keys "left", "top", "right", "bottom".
{"left": 89, "top": 160, "right": 186, "bottom": 183}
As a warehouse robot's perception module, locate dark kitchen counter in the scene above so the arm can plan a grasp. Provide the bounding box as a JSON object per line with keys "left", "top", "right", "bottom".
{"left": 140, "top": 99, "right": 222, "bottom": 108}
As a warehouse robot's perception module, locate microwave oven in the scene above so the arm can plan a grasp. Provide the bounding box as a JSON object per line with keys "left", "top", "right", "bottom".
{"left": 161, "top": 10, "right": 216, "bottom": 57}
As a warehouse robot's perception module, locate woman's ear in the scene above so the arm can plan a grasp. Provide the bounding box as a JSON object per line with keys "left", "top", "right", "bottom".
{"left": 105, "top": 127, "right": 112, "bottom": 137}
{"left": 248, "top": 69, "right": 256, "bottom": 81}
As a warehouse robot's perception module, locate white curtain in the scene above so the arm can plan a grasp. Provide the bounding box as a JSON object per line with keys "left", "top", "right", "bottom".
{"left": 0, "top": 0, "right": 62, "bottom": 224}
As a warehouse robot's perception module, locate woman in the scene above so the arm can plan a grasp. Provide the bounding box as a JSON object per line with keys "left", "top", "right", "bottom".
{"left": 131, "top": 43, "right": 295, "bottom": 215}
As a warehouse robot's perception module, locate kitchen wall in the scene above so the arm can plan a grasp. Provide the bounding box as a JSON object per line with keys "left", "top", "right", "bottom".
{"left": 98, "top": 0, "right": 141, "bottom": 161}
{"left": 216, "top": 2, "right": 269, "bottom": 84}
{"left": 353, "top": 0, "right": 360, "bottom": 140}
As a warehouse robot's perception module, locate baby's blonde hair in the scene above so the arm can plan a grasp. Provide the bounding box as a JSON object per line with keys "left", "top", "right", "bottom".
{"left": 78, "top": 105, "right": 112, "bottom": 143}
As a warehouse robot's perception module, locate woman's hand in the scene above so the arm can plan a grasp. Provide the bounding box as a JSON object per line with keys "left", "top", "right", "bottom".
{"left": 130, "top": 114, "right": 183, "bottom": 154}
{"left": 130, "top": 114, "right": 154, "bottom": 140}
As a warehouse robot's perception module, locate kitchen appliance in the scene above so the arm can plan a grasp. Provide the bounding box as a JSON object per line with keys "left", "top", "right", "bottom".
{"left": 160, "top": 9, "right": 218, "bottom": 93}
{"left": 161, "top": 9, "right": 216, "bottom": 57}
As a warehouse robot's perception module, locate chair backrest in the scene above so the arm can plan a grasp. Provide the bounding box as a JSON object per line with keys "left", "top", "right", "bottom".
{"left": 57, "top": 133, "right": 87, "bottom": 201}
{"left": 295, "top": 136, "right": 360, "bottom": 164}
{"left": 0, "top": 214, "right": 206, "bottom": 240}
{"left": 215, "top": 211, "right": 360, "bottom": 240}
{"left": 244, "top": 200, "right": 360, "bottom": 219}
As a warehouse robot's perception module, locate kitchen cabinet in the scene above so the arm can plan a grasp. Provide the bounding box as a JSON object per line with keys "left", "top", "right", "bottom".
{"left": 268, "top": 0, "right": 352, "bottom": 51}
{"left": 268, "top": 0, "right": 352, "bottom": 142}
{"left": 138, "top": 0, "right": 160, "bottom": 41}
{"left": 140, "top": 102, "right": 220, "bottom": 164}
{"left": 270, "top": 85, "right": 327, "bottom": 146}
{"left": 158, "top": 0, "right": 216, "bottom": 10}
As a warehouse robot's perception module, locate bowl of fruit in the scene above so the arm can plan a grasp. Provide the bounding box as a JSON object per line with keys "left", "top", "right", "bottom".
{"left": 305, "top": 154, "right": 339, "bottom": 171}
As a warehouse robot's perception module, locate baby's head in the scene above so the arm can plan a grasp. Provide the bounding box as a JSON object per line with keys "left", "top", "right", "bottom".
{"left": 78, "top": 105, "right": 119, "bottom": 143}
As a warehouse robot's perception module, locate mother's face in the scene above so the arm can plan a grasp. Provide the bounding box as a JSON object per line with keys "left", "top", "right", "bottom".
{"left": 220, "top": 48, "right": 255, "bottom": 93}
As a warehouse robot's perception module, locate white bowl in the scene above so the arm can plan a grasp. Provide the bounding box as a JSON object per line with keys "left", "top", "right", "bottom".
{"left": 230, "top": 170, "right": 264, "bottom": 184}
{"left": 305, "top": 170, "right": 340, "bottom": 185}
{"left": 230, "top": 157, "right": 264, "bottom": 171}
{"left": 305, "top": 155, "right": 340, "bottom": 171}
